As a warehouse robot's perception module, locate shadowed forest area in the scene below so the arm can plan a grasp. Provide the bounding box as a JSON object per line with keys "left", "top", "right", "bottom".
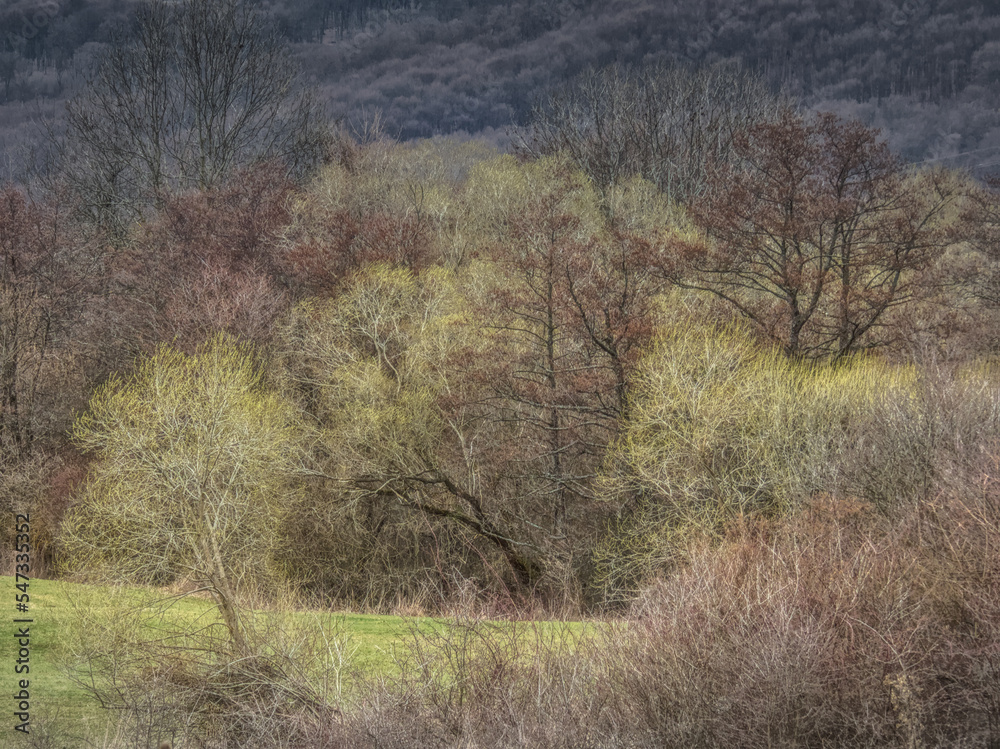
{"left": 2, "top": 0, "right": 1000, "bottom": 172}
{"left": 2, "top": 0, "right": 1000, "bottom": 747}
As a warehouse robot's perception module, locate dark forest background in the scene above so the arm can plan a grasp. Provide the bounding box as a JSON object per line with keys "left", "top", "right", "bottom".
{"left": 1, "top": 0, "right": 999, "bottom": 177}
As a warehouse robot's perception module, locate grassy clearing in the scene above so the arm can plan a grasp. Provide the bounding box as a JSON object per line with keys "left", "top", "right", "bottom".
{"left": 1, "top": 576, "right": 588, "bottom": 742}
{"left": 1, "top": 576, "right": 415, "bottom": 738}
{"left": 5, "top": 576, "right": 112, "bottom": 737}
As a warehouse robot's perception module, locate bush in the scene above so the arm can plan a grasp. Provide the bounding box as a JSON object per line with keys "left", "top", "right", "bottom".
{"left": 595, "top": 317, "right": 1000, "bottom": 602}
{"left": 338, "top": 481, "right": 999, "bottom": 748}
{"left": 63, "top": 586, "right": 349, "bottom": 749}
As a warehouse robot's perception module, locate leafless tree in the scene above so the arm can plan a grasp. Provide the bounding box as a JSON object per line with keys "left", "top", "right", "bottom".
{"left": 0, "top": 186, "right": 100, "bottom": 466}
{"left": 675, "top": 111, "right": 964, "bottom": 358}
{"left": 516, "top": 61, "right": 785, "bottom": 203}
{"left": 60, "top": 0, "right": 328, "bottom": 237}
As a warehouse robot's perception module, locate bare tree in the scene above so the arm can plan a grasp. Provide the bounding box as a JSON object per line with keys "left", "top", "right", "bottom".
{"left": 675, "top": 111, "right": 963, "bottom": 359}
{"left": 60, "top": 0, "right": 327, "bottom": 237}
{"left": 0, "top": 186, "right": 100, "bottom": 466}
{"left": 516, "top": 61, "right": 784, "bottom": 203}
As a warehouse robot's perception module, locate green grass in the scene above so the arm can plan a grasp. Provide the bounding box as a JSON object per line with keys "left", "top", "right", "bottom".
{"left": 2, "top": 576, "right": 589, "bottom": 743}
{"left": 3, "top": 576, "right": 112, "bottom": 737}
{"left": 0, "top": 575, "right": 594, "bottom": 749}
{"left": 0, "top": 576, "right": 437, "bottom": 741}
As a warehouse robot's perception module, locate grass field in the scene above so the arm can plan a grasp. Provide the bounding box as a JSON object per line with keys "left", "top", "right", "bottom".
{"left": 0, "top": 576, "right": 443, "bottom": 742}
{"left": 1, "top": 576, "right": 588, "bottom": 745}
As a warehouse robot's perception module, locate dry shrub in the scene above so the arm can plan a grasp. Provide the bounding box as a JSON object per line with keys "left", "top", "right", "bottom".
{"left": 58, "top": 463, "right": 999, "bottom": 748}
{"left": 64, "top": 586, "right": 350, "bottom": 749}
{"left": 611, "top": 503, "right": 906, "bottom": 748}
{"left": 927, "top": 456, "right": 1000, "bottom": 740}
{"left": 838, "top": 359, "right": 1000, "bottom": 510}
{"left": 350, "top": 617, "right": 605, "bottom": 749}
{"left": 338, "top": 478, "right": 999, "bottom": 749}
{"left": 604, "top": 488, "right": 1000, "bottom": 749}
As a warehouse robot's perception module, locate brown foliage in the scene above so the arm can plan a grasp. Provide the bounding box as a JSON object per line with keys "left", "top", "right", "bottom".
{"left": 677, "top": 110, "right": 963, "bottom": 359}
{"left": 0, "top": 186, "right": 100, "bottom": 462}
{"left": 282, "top": 209, "right": 432, "bottom": 295}
{"left": 109, "top": 163, "right": 294, "bottom": 353}
{"left": 155, "top": 161, "right": 295, "bottom": 272}
{"left": 0, "top": 185, "right": 105, "bottom": 579}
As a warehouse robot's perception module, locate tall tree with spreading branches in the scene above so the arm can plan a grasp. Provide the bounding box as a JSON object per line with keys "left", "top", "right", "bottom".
{"left": 674, "top": 111, "right": 963, "bottom": 358}
{"left": 60, "top": 0, "right": 327, "bottom": 237}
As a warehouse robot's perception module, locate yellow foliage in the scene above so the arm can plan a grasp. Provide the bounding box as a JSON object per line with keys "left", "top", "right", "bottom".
{"left": 595, "top": 315, "right": 920, "bottom": 598}
{"left": 61, "top": 334, "right": 302, "bottom": 591}
{"left": 615, "top": 319, "right": 914, "bottom": 521}
{"left": 461, "top": 153, "right": 604, "bottom": 243}
{"left": 277, "top": 265, "right": 469, "bottom": 487}
{"left": 603, "top": 175, "right": 681, "bottom": 235}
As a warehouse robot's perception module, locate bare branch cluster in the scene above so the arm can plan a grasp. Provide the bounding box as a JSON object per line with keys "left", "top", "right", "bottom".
{"left": 59, "top": 0, "right": 327, "bottom": 236}
{"left": 517, "top": 61, "right": 785, "bottom": 203}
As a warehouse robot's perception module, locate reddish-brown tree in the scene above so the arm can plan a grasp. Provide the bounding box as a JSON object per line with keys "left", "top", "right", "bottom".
{"left": 109, "top": 162, "right": 294, "bottom": 353}
{"left": 675, "top": 111, "right": 962, "bottom": 359}
{"left": 281, "top": 209, "right": 431, "bottom": 296}
{"left": 0, "top": 186, "right": 104, "bottom": 568}
{"left": 466, "top": 160, "right": 667, "bottom": 593}
{"left": 482, "top": 174, "right": 644, "bottom": 539}
{"left": 0, "top": 186, "right": 100, "bottom": 464}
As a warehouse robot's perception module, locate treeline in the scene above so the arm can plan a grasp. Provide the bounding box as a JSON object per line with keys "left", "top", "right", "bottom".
{"left": 1, "top": 0, "right": 998, "bottom": 610}
{"left": 271, "top": 0, "right": 1000, "bottom": 166}
{"left": 4, "top": 107, "right": 1000, "bottom": 606}
{"left": 2, "top": 0, "right": 1000, "bottom": 169}
{"left": 12, "top": 117, "right": 1000, "bottom": 749}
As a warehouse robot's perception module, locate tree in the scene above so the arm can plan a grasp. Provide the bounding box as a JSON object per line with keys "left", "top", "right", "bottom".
{"left": 123, "top": 162, "right": 294, "bottom": 353}
{"left": 278, "top": 265, "right": 546, "bottom": 594}
{"left": 276, "top": 154, "right": 673, "bottom": 604}
{"left": 474, "top": 157, "right": 667, "bottom": 543}
{"left": 60, "top": 0, "right": 327, "bottom": 237}
{"left": 277, "top": 136, "right": 493, "bottom": 296}
{"left": 516, "top": 61, "right": 783, "bottom": 203}
{"left": 674, "top": 111, "right": 962, "bottom": 359}
{"left": 61, "top": 335, "right": 302, "bottom": 653}
{"left": 963, "top": 175, "right": 1000, "bottom": 307}
{"left": 0, "top": 186, "right": 99, "bottom": 467}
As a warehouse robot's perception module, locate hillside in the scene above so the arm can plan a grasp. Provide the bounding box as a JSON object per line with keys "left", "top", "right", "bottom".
{"left": 1, "top": 0, "right": 999, "bottom": 176}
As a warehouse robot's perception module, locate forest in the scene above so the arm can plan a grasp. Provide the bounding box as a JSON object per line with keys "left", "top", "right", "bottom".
{"left": 1, "top": 0, "right": 1000, "bottom": 174}
{"left": 2, "top": 0, "right": 1000, "bottom": 747}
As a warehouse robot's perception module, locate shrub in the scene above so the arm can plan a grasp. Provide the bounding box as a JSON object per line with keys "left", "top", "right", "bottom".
{"left": 595, "top": 316, "right": 1000, "bottom": 602}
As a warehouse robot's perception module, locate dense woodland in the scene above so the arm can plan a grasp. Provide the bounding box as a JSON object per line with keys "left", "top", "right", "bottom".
{"left": 2, "top": 0, "right": 1000, "bottom": 173}
{"left": 2, "top": 1, "right": 1000, "bottom": 747}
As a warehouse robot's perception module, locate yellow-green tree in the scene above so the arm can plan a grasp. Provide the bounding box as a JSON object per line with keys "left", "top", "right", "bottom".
{"left": 61, "top": 334, "right": 302, "bottom": 652}
{"left": 277, "top": 264, "right": 547, "bottom": 593}
{"left": 595, "top": 315, "right": 914, "bottom": 600}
